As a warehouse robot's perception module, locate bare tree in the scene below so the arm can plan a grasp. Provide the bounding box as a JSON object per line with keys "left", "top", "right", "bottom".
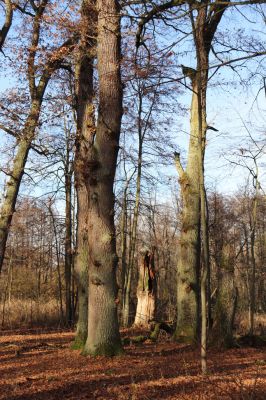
{"left": 0, "top": 1, "right": 78, "bottom": 274}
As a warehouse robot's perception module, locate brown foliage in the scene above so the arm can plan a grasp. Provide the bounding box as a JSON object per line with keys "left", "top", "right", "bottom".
{"left": 0, "top": 330, "right": 265, "bottom": 399}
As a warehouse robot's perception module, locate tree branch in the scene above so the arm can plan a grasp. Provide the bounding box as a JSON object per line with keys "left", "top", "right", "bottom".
{"left": 174, "top": 151, "right": 184, "bottom": 176}
{"left": 136, "top": 0, "right": 186, "bottom": 48}
{"left": 0, "top": 0, "right": 13, "bottom": 51}
{"left": 0, "top": 123, "right": 18, "bottom": 138}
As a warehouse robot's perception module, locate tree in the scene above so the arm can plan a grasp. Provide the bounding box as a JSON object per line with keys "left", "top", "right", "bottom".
{"left": 0, "top": 0, "right": 78, "bottom": 274}
{"left": 172, "top": 2, "right": 228, "bottom": 344}
{"left": 224, "top": 130, "right": 265, "bottom": 336}
{"left": 134, "top": 0, "right": 265, "bottom": 347}
{"left": 83, "top": 0, "right": 123, "bottom": 356}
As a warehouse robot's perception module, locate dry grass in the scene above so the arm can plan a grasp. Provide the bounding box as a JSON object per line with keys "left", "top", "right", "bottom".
{"left": 236, "top": 313, "right": 266, "bottom": 335}
{"left": 0, "top": 299, "right": 63, "bottom": 330}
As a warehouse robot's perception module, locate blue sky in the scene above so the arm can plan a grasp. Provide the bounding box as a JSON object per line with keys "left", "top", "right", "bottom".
{"left": 0, "top": 3, "right": 265, "bottom": 208}
{"left": 156, "top": 4, "right": 266, "bottom": 197}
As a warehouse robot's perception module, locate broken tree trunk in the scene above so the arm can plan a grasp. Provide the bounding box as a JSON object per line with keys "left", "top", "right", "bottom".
{"left": 134, "top": 249, "right": 157, "bottom": 327}
{"left": 174, "top": 71, "right": 201, "bottom": 342}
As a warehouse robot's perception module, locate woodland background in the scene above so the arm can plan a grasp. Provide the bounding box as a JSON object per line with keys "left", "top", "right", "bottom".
{"left": 0, "top": 1, "right": 265, "bottom": 398}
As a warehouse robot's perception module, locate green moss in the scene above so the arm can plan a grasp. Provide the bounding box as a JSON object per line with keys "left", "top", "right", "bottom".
{"left": 122, "top": 337, "right": 131, "bottom": 346}
{"left": 130, "top": 335, "right": 147, "bottom": 344}
{"left": 150, "top": 323, "right": 160, "bottom": 342}
{"left": 82, "top": 341, "right": 124, "bottom": 357}
{"left": 70, "top": 337, "right": 86, "bottom": 350}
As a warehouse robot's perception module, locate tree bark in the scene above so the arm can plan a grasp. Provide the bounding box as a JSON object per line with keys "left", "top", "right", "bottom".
{"left": 83, "top": 0, "right": 123, "bottom": 356}
{"left": 73, "top": 0, "right": 96, "bottom": 348}
{"left": 134, "top": 249, "right": 157, "bottom": 327}
{"left": 174, "top": 78, "right": 201, "bottom": 342}
{"left": 64, "top": 121, "right": 74, "bottom": 326}
{"left": 174, "top": 3, "right": 228, "bottom": 344}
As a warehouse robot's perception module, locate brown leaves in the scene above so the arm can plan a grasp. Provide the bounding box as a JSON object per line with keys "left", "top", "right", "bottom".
{"left": 0, "top": 329, "right": 265, "bottom": 400}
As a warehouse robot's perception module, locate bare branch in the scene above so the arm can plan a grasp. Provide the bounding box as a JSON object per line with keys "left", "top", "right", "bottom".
{"left": 0, "top": 0, "right": 13, "bottom": 51}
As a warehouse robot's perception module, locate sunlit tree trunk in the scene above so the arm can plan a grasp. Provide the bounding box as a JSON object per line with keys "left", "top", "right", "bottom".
{"left": 174, "top": 4, "right": 227, "bottom": 345}
{"left": 249, "top": 162, "right": 259, "bottom": 335}
{"left": 122, "top": 139, "right": 142, "bottom": 327}
{"left": 174, "top": 77, "right": 201, "bottom": 342}
{"left": 122, "top": 88, "right": 144, "bottom": 327}
{"left": 134, "top": 249, "right": 157, "bottom": 327}
{"left": 120, "top": 185, "right": 128, "bottom": 294}
{"left": 83, "top": 0, "right": 123, "bottom": 356}
{"left": 64, "top": 136, "right": 73, "bottom": 326}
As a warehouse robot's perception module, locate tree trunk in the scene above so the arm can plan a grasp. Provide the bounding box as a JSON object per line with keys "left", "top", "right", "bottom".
{"left": 74, "top": 185, "right": 89, "bottom": 347}
{"left": 120, "top": 179, "right": 128, "bottom": 324}
{"left": 122, "top": 147, "right": 142, "bottom": 327}
{"left": 122, "top": 89, "right": 143, "bottom": 327}
{"left": 211, "top": 256, "right": 238, "bottom": 348}
{"left": 48, "top": 202, "right": 64, "bottom": 322}
{"left": 65, "top": 170, "right": 73, "bottom": 326}
{"left": 83, "top": 0, "right": 123, "bottom": 356}
{"left": 73, "top": 0, "right": 96, "bottom": 349}
{"left": 134, "top": 249, "right": 157, "bottom": 327}
{"left": 120, "top": 183, "right": 128, "bottom": 297}
{"left": 174, "top": 3, "right": 227, "bottom": 343}
{"left": 174, "top": 77, "right": 201, "bottom": 342}
{"left": 249, "top": 164, "right": 259, "bottom": 335}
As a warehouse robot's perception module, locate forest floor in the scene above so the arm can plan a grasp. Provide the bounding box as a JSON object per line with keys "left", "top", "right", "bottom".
{"left": 0, "top": 328, "right": 265, "bottom": 400}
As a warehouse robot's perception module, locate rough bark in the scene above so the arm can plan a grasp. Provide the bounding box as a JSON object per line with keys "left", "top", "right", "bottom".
{"left": 72, "top": 0, "right": 96, "bottom": 348}
{"left": 83, "top": 0, "right": 123, "bottom": 356}
{"left": 134, "top": 250, "right": 157, "bottom": 327}
{"left": 174, "top": 79, "right": 201, "bottom": 342}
